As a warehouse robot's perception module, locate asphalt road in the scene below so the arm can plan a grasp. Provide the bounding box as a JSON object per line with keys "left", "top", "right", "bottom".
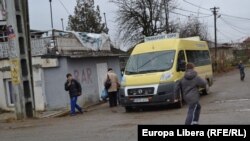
{"left": 0, "top": 68, "right": 250, "bottom": 141}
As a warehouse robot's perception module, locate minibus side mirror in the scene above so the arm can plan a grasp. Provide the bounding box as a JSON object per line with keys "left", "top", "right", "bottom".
{"left": 178, "top": 61, "right": 186, "bottom": 72}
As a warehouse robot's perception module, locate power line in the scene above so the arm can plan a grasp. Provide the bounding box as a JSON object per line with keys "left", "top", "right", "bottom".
{"left": 222, "top": 16, "right": 250, "bottom": 23}
{"left": 175, "top": 7, "right": 211, "bottom": 16}
{"left": 182, "top": 0, "right": 211, "bottom": 12}
{"left": 183, "top": 0, "right": 250, "bottom": 21}
{"left": 220, "top": 17, "right": 250, "bottom": 31}
{"left": 217, "top": 29, "right": 234, "bottom": 41}
{"left": 170, "top": 11, "right": 212, "bottom": 18}
{"left": 58, "top": 0, "right": 71, "bottom": 15}
{"left": 219, "top": 18, "right": 249, "bottom": 35}
{"left": 197, "top": 15, "right": 213, "bottom": 18}
{"left": 221, "top": 14, "right": 250, "bottom": 21}
{"left": 170, "top": 11, "right": 190, "bottom": 17}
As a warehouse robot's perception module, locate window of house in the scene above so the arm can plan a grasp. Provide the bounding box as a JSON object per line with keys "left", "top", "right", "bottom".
{"left": 4, "top": 79, "right": 14, "bottom": 107}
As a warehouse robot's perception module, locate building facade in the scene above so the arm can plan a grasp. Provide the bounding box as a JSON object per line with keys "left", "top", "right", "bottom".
{"left": 0, "top": 31, "right": 122, "bottom": 111}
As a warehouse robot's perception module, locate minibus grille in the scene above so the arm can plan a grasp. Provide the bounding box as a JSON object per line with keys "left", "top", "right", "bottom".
{"left": 127, "top": 87, "right": 154, "bottom": 96}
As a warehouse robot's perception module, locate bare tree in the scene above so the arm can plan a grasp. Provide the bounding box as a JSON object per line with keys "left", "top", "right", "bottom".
{"left": 111, "top": 0, "right": 177, "bottom": 47}
{"left": 179, "top": 16, "right": 209, "bottom": 41}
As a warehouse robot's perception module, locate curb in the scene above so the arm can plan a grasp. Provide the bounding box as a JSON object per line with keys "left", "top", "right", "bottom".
{"left": 84, "top": 101, "right": 106, "bottom": 109}
{"left": 50, "top": 101, "right": 107, "bottom": 118}
{"left": 0, "top": 101, "right": 108, "bottom": 121}
{"left": 0, "top": 114, "right": 16, "bottom": 123}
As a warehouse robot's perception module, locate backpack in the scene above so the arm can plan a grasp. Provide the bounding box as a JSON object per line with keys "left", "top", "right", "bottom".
{"left": 104, "top": 74, "right": 111, "bottom": 90}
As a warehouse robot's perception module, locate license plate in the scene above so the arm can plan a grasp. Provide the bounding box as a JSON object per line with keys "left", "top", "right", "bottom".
{"left": 134, "top": 98, "right": 149, "bottom": 103}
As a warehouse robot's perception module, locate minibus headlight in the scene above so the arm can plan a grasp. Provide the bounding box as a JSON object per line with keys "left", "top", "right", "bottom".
{"left": 121, "top": 76, "right": 126, "bottom": 85}
{"left": 160, "top": 72, "right": 172, "bottom": 81}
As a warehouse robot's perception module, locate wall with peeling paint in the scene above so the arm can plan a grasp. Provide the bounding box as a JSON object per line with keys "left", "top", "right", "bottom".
{"left": 0, "top": 56, "right": 121, "bottom": 111}
{"left": 43, "top": 58, "right": 69, "bottom": 110}
{"left": 67, "top": 57, "right": 121, "bottom": 107}
{"left": 0, "top": 57, "right": 48, "bottom": 111}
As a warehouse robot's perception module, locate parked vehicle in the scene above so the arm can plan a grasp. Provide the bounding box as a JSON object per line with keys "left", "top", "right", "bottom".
{"left": 119, "top": 36, "right": 213, "bottom": 112}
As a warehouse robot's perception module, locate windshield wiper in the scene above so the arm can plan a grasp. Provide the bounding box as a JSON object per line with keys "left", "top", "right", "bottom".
{"left": 125, "top": 71, "right": 138, "bottom": 74}
{"left": 125, "top": 69, "right": 166, "bottom": 75}
{"left": 138, "top": 69, "right": 166, "bottom": 73}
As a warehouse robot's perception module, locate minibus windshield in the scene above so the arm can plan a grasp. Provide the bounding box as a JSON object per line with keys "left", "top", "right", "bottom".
{"left": 125, "top": 50, "right": 175, "bottom": 75}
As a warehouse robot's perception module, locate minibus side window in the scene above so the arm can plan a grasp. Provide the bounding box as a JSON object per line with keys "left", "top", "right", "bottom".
{"left": 186, "top": 50, "right": 211, "bottom": 66}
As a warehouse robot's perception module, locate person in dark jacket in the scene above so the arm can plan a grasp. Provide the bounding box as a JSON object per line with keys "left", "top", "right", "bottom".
{"left": 175, "top": 63, "right": 206, "bottom": 125}
{"left": 65, "top": 73, "right": 83, "bottom": 116}
{"left": 238, "top": 60, "right": 245, "bottom": 81}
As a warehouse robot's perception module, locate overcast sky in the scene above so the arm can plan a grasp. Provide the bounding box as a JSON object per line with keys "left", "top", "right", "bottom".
{"left": 29, "top": 0, "right": 250, "bottom": 47}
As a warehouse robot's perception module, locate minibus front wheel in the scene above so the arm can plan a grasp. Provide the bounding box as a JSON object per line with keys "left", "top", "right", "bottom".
{"left": 202, "top": 80, "right": 210, "bottom": 95}
{"left": 125, "top": 106, "right": 133, "bottom": 112}
{"left": 174, "top": 92, "right": 183, "bottom": 108}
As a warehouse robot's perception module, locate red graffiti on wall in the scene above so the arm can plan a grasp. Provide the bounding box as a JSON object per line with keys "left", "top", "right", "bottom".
{"left": 73, "top": 68, "right": 93, "bottom": 84}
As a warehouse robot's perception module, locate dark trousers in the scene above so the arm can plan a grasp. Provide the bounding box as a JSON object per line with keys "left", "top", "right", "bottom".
{"left": 70, "top": 96, "right": 82, "bottom": 115}
{"left": 240, "top": 70, "right": 245, "bottom": 81}
{"left": 108, "top": 91, "right": 117, "bottom": 107}
{"left": 185, "top": 102, "right": 201, "bottom": 125}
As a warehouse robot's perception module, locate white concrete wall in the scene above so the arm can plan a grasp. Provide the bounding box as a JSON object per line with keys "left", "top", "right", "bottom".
{"left": 0, "top": 57, "right": 47, "bottom": 111}
{"left": 32, "top": 57, "right": 46, "bottom": 111}
{"left": 32, "top": 68, "right": 46, "bottom": 111}
{"left": 0, "top": 60, "right": 14, "bottom": 111}
{"left": 0, "top": 56, "right": 121, "bottom": 111}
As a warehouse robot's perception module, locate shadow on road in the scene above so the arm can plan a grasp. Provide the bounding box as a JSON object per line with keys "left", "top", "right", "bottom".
{"left": 125, "top": 104, "right": 185, "bottom": 113}
{"left": 123, "top": 93, "right": 211, "bottom": 113}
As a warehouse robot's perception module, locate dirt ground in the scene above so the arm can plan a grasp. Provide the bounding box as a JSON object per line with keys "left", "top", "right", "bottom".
{"left": 0, "top": 68, "right": 249, "bottom": 141}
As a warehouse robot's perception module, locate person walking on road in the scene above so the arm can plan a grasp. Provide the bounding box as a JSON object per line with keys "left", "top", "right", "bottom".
{"left": 65, "top": 73, "right": 83, "bottom": 116}
{"left": 175, "top": 63, "right": 206, "bottom": 125}
{"left": 105, "top": 68, "right": 120, "bottom": 107}
{"left": 238, "top": 60, "right": 245, "bottom": 81}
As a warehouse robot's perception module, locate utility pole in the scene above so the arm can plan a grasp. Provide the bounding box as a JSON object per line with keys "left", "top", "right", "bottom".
{"left": 103, "top": 12, "right": 109, "bottom": 34}
{"left": 103, "top": 13, "right": 108, "bottom": 29}
{"left": 61, "top": 18, "right": 64, "bottom": 31}
{"left": 49, "top": 0, "right": 55, "bottom": 49}
{"left": 164, "top": 0, "right": 169, "bottom": 33}
{"left": 49, "top": 0, "right": 53, "bottom": 29}
{"left": 211, "top": 7, "right": 219, "bottom": 72}
{"left": 6, "top": 0, "right": 35, "bottom": 119}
